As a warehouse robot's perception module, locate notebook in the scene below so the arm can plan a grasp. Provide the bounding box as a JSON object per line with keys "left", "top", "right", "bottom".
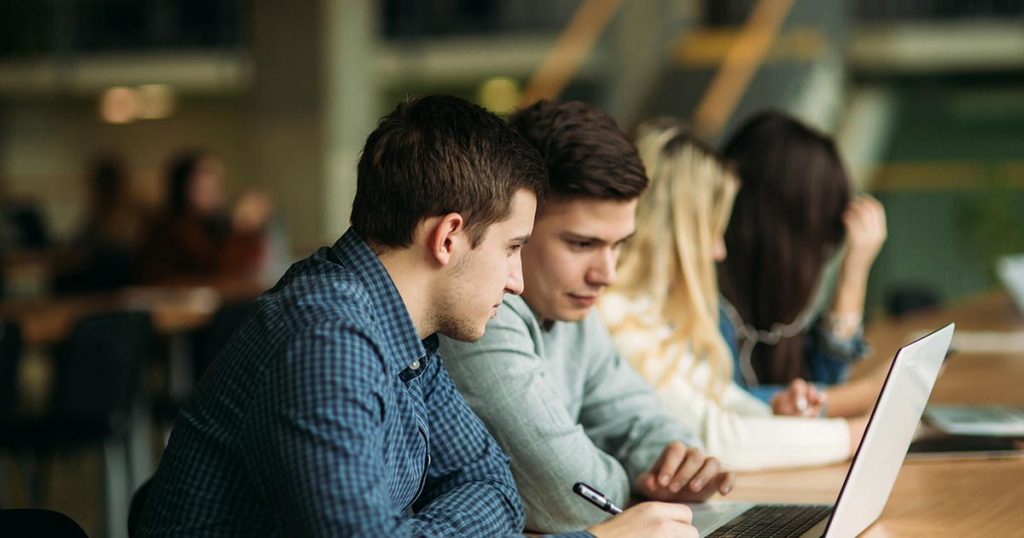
{"left": 924, "top": 404, "right": 1024, "bottom": 436}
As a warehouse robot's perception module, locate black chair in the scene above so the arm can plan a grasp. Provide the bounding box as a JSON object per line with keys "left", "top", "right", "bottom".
{"left": 0, "top": 320, "right": 22, "bottom": 425}
{"left": 3, "top": 202, "right": 51, "bottom": 251}
{"left": 18, "top": 311, "right": 154, "bottom": 538}
{"left": 153, "top": 300, "right": 256, "bottom": 427}
{"left": 885, "top": 284, "right": 942, "bottom": 317}
{"left": 190, "top": 300, "right": 256, "bottom": 381}
{"left": 0, "top": 508, "right": 88, "bottom": 537}
{"left": 0, "top": 321, "right": 23, "bottom": 506}
{"left": 126, "top": 477, "right": 152, "bottom": 538}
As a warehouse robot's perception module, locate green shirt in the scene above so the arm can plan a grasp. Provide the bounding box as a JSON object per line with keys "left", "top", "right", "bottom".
{"left": 440, "top": 295, "right": 699, "bottom": 533}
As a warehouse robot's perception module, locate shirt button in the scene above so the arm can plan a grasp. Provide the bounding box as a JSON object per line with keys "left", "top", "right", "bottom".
{"left": 410, "top": 360, "right": 420, "bottom": 370}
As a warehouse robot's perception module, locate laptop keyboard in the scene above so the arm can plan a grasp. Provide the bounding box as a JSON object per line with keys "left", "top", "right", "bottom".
{"left": 707, "top": 504, "right": 832, "bottom": 537}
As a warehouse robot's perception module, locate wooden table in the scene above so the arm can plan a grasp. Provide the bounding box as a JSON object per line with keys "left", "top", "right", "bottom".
{"left": 724, "top": 292, "right": 1024, "bottom": 536}
{"left": 0, "top": 278, "right": 266, "bottom": 346}
{"left": 1, "top": 278, "right": 267, "bottom": 408}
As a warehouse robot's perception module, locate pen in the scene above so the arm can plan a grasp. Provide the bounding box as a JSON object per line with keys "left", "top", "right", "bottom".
{"left": 572, "top": 482, "right": 623, "bottom": 515}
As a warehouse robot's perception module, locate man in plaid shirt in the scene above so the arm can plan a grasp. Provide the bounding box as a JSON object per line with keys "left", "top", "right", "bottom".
{"left": 139, "top": 95, "right": 697, "bottom": 538}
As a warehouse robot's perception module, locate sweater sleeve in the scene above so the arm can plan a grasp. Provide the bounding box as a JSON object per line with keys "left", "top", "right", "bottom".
{"left": 602, "top": 294, "right": 850, "bottom": 473}
{"left": 655, "top": 372, "right": 851, "bottom": 471}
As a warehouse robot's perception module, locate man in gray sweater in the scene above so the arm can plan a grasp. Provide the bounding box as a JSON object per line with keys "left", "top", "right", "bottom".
{"left": 440, "top": 100, "right": 734, "bottom": 533}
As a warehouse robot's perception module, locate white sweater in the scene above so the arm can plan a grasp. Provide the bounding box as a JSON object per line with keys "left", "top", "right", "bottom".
{"left": 600, "top": 292, "right": 850, "bottom": 471}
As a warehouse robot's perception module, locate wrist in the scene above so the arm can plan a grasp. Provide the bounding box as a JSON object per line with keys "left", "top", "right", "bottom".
{"left": 840, "top": 257, "right": 873, "bottom": 282}
{"left": 824, "top": 311, "right": 862, "bottom": 339}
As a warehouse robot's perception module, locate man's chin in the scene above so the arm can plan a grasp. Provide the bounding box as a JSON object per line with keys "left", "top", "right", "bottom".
{"left": 439, "top": 324, "right": 487, "bottom": 343}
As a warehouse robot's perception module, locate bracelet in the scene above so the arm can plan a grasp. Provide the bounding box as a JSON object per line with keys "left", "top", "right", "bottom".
{"left": 825, "top": 311, "right": 861, "bottom": 338}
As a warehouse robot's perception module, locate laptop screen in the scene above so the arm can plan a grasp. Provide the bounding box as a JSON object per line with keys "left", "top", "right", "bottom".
{"left": 823, "top": 323, "right": 954, "bottom": 538}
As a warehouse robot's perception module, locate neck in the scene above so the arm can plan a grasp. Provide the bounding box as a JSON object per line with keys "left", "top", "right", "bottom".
{"left": 377, "top": 247, "right": 435, "bottom": 340}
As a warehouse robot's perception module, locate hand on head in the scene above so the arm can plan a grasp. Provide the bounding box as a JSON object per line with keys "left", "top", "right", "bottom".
{"left": 634, "top": 442, "right": 734, "bottom": 502}
{"left": 772, "top": 378, "right": 827, "bottom": 417}
{"left": 587, "top": 502, "right": 698, "bottom": 538}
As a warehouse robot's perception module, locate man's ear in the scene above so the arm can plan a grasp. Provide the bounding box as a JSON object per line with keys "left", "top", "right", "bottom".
{"left": 425, "top": 212, "right": 466, "bottom": 267}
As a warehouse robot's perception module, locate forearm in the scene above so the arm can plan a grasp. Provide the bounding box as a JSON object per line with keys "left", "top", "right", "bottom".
{"left": 657, "top": 374, "right": 849, "bottom": 471}
{"left": 703, "top": 410, "right": 851, "bottom": 471}
{"left": 582, "top": 357, "right": 700, "bottom": 483}
{"left": 828, "top": 261, "right": 869, "bottom": 339}
{"left": 846, "top": 415, "right": 869, "bottom": 453}
{"left": 823, "top": 373, "right": 884, "bottom": 418}
{"left": 411, "top": 477, "right": 524, "bottom": 536}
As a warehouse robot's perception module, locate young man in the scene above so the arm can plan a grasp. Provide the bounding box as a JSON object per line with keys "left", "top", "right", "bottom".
{"left": 440, "top": 100, "right": 735, "bottom": 533}
{"left": 138, "top": 96, "right": 696, "bottom": 538}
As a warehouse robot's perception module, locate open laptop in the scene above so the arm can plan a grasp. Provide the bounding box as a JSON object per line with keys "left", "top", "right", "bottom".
{"left": 997, "top": 254, "right": 1024, "bottom": 313}
{"left": 690, "top": 323, "right": 955, "bottom": 538}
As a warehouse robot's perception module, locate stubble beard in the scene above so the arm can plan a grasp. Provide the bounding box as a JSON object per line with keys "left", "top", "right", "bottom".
{"left": 433, "top": 251, "right": 489, "bottom": 343}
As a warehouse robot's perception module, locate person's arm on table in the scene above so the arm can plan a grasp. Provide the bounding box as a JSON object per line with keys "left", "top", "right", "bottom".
{"left": 656, "top": 372, "right": 852, "bottom": 471}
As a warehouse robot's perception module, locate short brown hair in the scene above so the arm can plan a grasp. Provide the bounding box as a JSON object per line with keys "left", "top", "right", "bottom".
{"left": 351, "top": 95, "right": 547, "bottom": 248}
{"left": 508, "top": 100, "right": 647, "bottom": 201}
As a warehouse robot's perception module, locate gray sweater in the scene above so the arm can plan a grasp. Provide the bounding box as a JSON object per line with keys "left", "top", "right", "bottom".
{"left": 440, "top": 295, "right": 699, "bottom": 533}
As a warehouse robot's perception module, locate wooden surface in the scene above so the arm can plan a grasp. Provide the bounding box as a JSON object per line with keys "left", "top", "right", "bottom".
{"left": 724, "top": 292, "right": 1024, "bottom": 537}
{"left": 0, "top": 278, "right": 266, "bottom": 346}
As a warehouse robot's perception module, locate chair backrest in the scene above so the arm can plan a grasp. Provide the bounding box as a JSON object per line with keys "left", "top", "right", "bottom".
{"left": 191, "top": 300, "right": 256, "bottom": 381}
{"left": 0, "top": 508, "right": 89, "bottom": 538}
{"left": 127, "top": 476, "right": 153, "bottom": 538}
{"left": 50, "top": 311, "right": 154, "bottom": 429}
{"left": 0, "top": 320, "right": 22, "bottom": 420}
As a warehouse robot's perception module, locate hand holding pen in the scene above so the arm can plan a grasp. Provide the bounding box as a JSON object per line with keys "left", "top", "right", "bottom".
{"left": 574, "top": 482, "right": 698, "bottom": 538}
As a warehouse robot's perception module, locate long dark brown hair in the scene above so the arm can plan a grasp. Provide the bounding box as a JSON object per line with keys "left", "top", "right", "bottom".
{"left": 718, "top": 111, "right": 850, "bottom": 384}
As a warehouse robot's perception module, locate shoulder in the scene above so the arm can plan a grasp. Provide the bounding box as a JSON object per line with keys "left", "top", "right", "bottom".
{"left": 256, "top": 254, "right": 394, "bottom": 377}
{"left": 439, "top": 295, "right": 543, "bottom": 381}
{"left": 267, "top": 251, "right": 378, "bottom": 337}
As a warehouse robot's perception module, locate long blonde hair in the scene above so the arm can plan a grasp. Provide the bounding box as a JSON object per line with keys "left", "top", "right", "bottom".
{"left": 610, "top": 118, "right": 740, "bottom": 398}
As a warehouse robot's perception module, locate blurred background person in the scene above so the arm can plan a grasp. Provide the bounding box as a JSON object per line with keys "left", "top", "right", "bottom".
{"left": 603, "top": 118, "right": 868, "bottom": 471}
{"left": 53, "top": 153, "right": 148, "bottom": 294}
{"left": 717, "top": 111, "right": 888, "bottom": 418}
{"left": 141, "top": 150, "right": 273, "bottom": 285}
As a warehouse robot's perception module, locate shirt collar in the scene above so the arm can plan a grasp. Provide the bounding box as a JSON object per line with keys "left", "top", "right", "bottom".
{"left": 332, "top": 228, "right": 435, "bottom": 374}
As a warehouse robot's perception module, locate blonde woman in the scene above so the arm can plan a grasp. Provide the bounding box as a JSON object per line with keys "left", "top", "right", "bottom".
{"left": 600, "top": 119, "right": 868, "bottom": 471}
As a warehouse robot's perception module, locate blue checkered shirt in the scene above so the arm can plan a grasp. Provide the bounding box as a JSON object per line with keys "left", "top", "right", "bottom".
{"left": 139, "top": 228, "right": 588, "bottom": 537}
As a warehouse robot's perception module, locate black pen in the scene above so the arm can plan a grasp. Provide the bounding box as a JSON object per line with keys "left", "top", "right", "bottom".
{"left": 572, "top": 482, "right": 623, "bottom": 515}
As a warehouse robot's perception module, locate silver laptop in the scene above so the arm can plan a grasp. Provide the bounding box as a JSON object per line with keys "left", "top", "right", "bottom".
{"left": 924, "top": 404, "right": 1024, "bottom": 436}
{"left": 997, "top": 254, "right": 1024, "bottom": 313}
{"left": 690, "top": 323, "right": 955, "bottom": 538}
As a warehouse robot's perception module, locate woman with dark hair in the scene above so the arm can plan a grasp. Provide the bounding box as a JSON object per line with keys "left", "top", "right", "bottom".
{"left": 141, "top": 150, "right": 272, "bottom": 284}
{"left": 719, "top": 111, "right": 887, "bottom": 418}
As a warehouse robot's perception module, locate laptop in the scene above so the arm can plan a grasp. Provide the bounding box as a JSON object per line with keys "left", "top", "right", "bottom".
{"left": 907, "top": 431, "right": 1024, "bottom": 460}
{"left": 997, "top": 254, "right": 1024, "bottom": 313}
{"left": 924, "top": 404, "right": 1024, "bottom": 437}
{"left": 690, "top": 323, "right": 955, "bottom": 538}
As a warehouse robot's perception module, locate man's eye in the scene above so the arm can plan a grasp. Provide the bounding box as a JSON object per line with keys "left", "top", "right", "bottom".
{"left": 569, "top": 241, "right": 592, "bottom": 249}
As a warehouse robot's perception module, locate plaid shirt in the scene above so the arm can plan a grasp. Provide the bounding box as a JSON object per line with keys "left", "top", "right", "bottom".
{"left": 139, "top": 228, "right": 561, "bottom": 537}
